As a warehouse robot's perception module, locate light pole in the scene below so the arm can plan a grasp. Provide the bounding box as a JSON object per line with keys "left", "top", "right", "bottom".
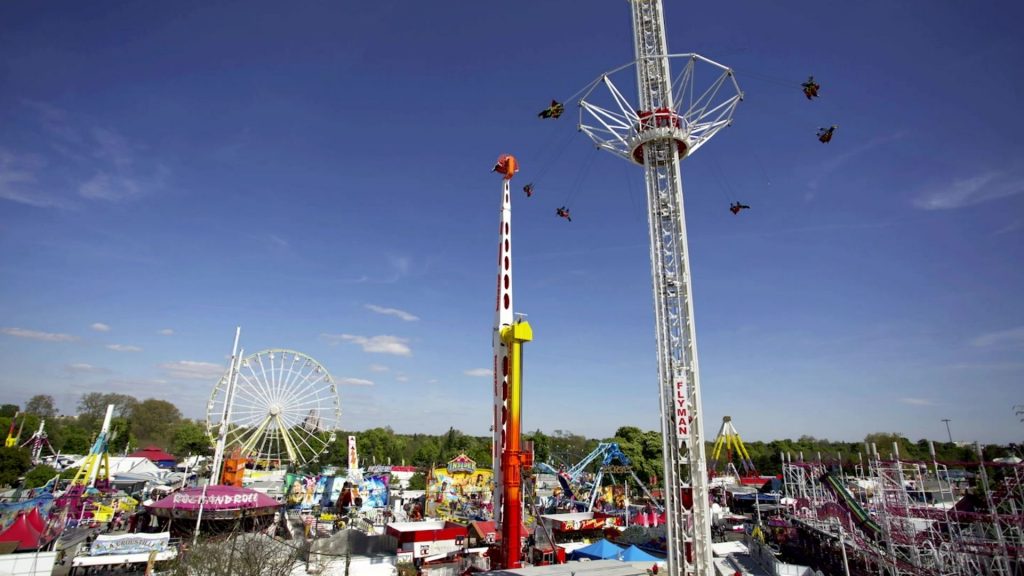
{"left": 941, "top": 419, "right": 953, "bottom": 444}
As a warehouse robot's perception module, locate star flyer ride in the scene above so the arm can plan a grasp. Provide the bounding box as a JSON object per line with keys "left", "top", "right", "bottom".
{"left": 576, "top": 1, "right": 742, "bottom": 574}
{"left": 491, "top": 154, "right": 535, "bottom": 570}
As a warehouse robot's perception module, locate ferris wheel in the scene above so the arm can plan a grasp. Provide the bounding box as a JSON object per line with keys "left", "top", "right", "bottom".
{"left": 206, "top": 349, "right": 340, "bottom": 468}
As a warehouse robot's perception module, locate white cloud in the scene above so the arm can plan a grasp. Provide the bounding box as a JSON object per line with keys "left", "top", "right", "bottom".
{"left": 993, "top": 220, "right": 1023, "bottom": 236}
{"left": 1, "top": 327, "right": 78, "bottom": 342}
{"left": 100, "top": 377, "right": 170, "bottom": 392}
{"left": 900, "top": 397, "right": 933, "bottom": 406}
{"left": 368, "top": 364, "right": 389, "bottom": 373}
{"left": 971, "top": 326, "right": 1024, "bottom": 349}
{"left": 64, "top": 363, "right": 110, "bottom": 374}
{"left": 339, "top": 377, "right": 375, "bottom": 387}
{"left": 79, "top": 172, "right": 142, "bottom": 201}
{"left": 947, "top": 361, "right": 1024, "bottom": 371}
{"left": 805, "top": 131, "right": 905, "bottom": 198}
{"left": 463, "top": 368, "right": 491, "bottom": 377}
{"left": 158, "top": 328, "right": 175, "bottom": 336}
{"left": 106, "top": 344, "right": 142, "bottom": 352}
{"left": 914, "top": 171, "right": 1024, "bottom": 210}
{"left": 321, "top": 333, "right": 412, "bottom": 356}
{"left": 365, "top": 304, "right": 419, "bottom": 322}
{"left": 158, "top": 360, "right": 226, "bottom": 381}
{"left": 90, "top": 322, "right": 111, "bottom": 332}
{"left": 395, "top": 374, "right": 409, "bottom": 383}
{"left": 0, "top": 150, "right": 66, "bottom": 208}
{"left": 6, "top": 103, "right": 167, "bottom": 206}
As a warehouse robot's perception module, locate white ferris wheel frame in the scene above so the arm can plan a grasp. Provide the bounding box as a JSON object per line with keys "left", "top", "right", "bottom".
{"left": 206, "top": 348, "right": 340, "bottom": 468}
{"left": 577, "top": 53, "right": 743, "bottom": 164}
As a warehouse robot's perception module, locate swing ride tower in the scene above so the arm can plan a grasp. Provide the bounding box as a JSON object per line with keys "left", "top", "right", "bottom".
{"left": 577, "top": 2, "right": 743, "bottom": 575}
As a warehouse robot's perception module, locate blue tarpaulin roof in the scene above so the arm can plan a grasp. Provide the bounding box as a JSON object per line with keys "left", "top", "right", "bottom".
{"left": 620, "top": 544, "right": 661, "bottom": 562}
{"left": 571, "top": 538, "right": 623, "bottom": 560}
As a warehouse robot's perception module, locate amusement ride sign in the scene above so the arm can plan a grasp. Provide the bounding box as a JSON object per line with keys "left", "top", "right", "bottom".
{"left": 447, "top": 453, "right": 476, "bottom": 475}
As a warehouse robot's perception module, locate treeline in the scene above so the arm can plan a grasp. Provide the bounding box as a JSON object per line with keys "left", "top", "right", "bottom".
{"left": 317, "top": 428, "right": 1015, "bottom": 479}
{"left": 1, "top": 394, "right": 1018, "bottom": 488}
{"left": 0, "top": 394, "right": 214, "bottom": 459}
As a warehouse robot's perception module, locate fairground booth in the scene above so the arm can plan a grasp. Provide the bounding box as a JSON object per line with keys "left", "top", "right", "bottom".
{"left": 145, "top": 485, "right": 280, "bottom": 535}
{"left": 386, "top": 520, "right": 468, "bottom": 565}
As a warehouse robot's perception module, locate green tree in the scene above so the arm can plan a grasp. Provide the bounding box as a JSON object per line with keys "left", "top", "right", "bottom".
{"left": 864, "top": 432, "right": 915, "bottom": 459}
{"left": 0, "top": 404, "right": 18, "bottom": 417}
{"left": 77, "top": 393, "right": 138, "bottom": 429}
{"left": 23, "top": 465, "right": 59, "bottom": 488}
{"left": 24, "top": 395, "right": 57, "bottom": 418}
{"left": 358, "top": 427, "right": 403, "bottom": 465}
{"left": 57, "top": 423, "right": 92, "bottom": 454}
{"left": 172, "top": 420, "right": 213, "bottom": 456}
{"left": 129, "top": 399, "right": 182, "bottom": 448}
{"left": 407, "top": 472, "right": 426, "bottom": 490}
{"left": 412, "top": 437, "right": 441, "bottom": 468}
{"left": 613, "top": 426, "right": 645, "bottom": 445}
{"left": 0, "top": 447, "right": 32, "bottom": 486}
{"left": 526, "top": 429, "right": 551, "bottom": 463}
{"left": 108, "top": 417, "right": 133, "bottom": 454}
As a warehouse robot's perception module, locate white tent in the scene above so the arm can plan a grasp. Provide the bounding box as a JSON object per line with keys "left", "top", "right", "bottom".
{"left": 71, "top": 456, "right": 161, "bottom": 476}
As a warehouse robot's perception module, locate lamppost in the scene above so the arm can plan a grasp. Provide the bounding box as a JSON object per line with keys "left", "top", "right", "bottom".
{"left": 941, "top": 419, "right": 953, "bottom": 444}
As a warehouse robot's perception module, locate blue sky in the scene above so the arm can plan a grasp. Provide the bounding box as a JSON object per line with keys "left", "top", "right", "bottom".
{"left": 1, "top": 1, "right": 1022, "bottom": 445}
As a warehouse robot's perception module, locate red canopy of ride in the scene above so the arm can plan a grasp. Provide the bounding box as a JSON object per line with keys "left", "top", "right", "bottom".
{"left": 0, "top": 513, "right": 42, "bottom": 551}
{"left": 148, "top": 485, "right": 279, "bottom": 512}
{"left": 128, "top": 445, "right": 177, "bottom": 464}
{"left": 24, "top": 507, "right": 46, "bottom": 533}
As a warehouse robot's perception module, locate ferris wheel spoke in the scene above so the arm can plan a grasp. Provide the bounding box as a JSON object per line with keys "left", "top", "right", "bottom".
{"left": 255, "top": 353, "right": 275, "bottom": 406}
{"left": 280, "top": 392, "right": 323, "bottom": 412}
{"left": 271, "top": 352, "right": 283, "bottom": 405}
{"left": 289, "top": 371, "right": 329, "bottom": 411}
{"left": 288, "top": 425, "right": 326, "bottom": 464}
{"left": 280, "top": 353, "right": 303, "bottom": 404}
{"left": 247, "top": 359, "right": 278, "bottom": 408}
{"left": 238, "top": 413, "right": 274, "bottom": 456}
{"left": 274, "top": 358, "right": 293, "bottom": 407}
{"left": 256, "top": 428, "right": 274, "bottom": 465}
{"left": 281, "top": 405, "right": 326, "bottom": 432}
{"left": 236, "top": 369, "right": 275, "bottom": 409}
{"left": 300, "top": 430, "right": 329, "bottom": 454}
{"left": 290, "top": 422, "right": 325, "bottom": 450}
{"left": 287, "top": 364, "right": 320, "bottom": 404}
{"left": 272, "top": 415, "right": 299, "bottom": 462}
{"left": 273, "top": 352, "right": 291, "bottom": 407}
{"left": 246, "top": 370, "right": 280, "bottom": 414}
{"left": 232, "top": 382, "right": 272, "bottom": 411}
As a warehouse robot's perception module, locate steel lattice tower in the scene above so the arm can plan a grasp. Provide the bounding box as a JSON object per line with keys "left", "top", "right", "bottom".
{"left": 578, "top": 2, "right": 743, "bottom": 574}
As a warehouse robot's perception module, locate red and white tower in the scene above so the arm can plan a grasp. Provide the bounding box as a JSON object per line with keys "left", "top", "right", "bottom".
{"left": 577, "top": 2, "right": 743, "bottom": 574}
{"left": 490, "top": 155, "right": 534, "bottom": 569}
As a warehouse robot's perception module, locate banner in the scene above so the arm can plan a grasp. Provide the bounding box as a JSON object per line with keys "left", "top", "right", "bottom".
{"left": 171, "top": 491, "right": 259, "bottom": 506}
{"left": 90, "top": 533, "right": 170, "bottom": 556}
{"left": 348, "top": 435, "right": 358, "bottom": 471}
